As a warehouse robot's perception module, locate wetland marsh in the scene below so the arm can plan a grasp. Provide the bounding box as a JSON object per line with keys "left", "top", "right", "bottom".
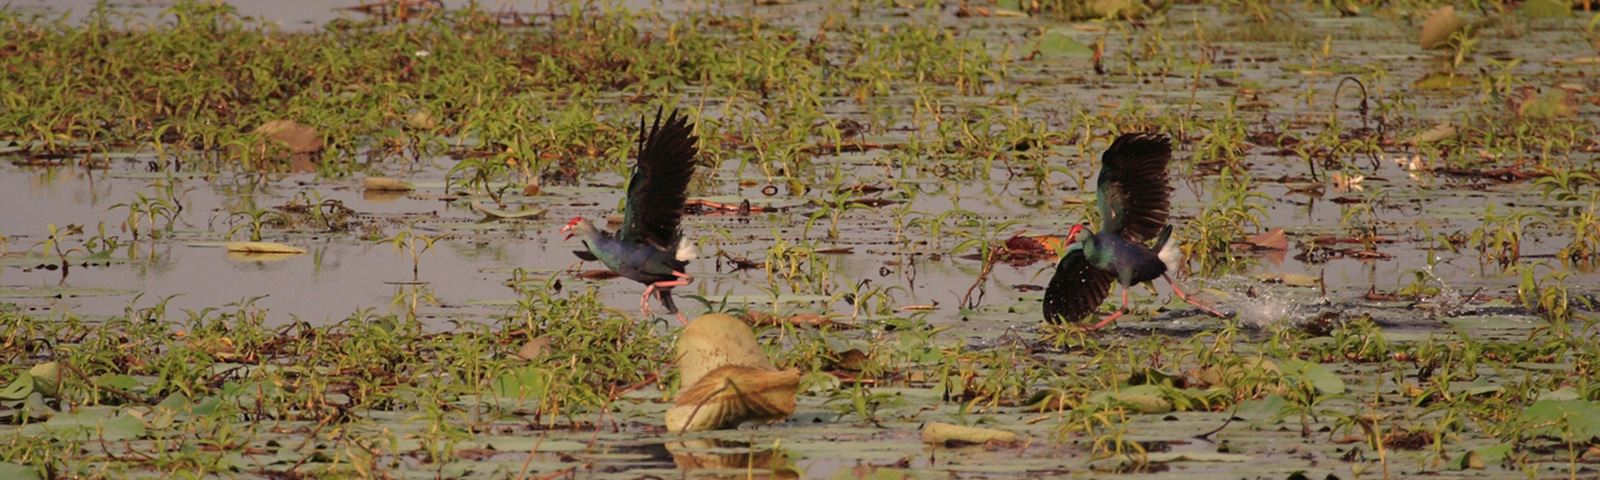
{"left": 2, "top": 0, "right": 1599, "bottom": 478}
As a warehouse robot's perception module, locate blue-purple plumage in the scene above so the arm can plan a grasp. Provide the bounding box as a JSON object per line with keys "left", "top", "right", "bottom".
{"left": 561, "top": 108, "right": 700, "bottom": 321}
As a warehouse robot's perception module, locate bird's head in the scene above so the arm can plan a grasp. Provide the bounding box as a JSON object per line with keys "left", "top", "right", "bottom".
{"left": 1065, "top": 222, "right": 1091, "bottom": 244}
{"left": 560, "top": 217, "right": 588, "bottom": 240}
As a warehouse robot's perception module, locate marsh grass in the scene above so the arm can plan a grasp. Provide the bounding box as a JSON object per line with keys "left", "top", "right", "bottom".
{"left": 2, "top": 0, "right": 1600, "bottom": 477}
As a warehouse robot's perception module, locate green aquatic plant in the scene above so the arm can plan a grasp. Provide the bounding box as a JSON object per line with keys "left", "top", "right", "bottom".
{"left": 1469, "top": 204, "right": 1547, "bottom": 266}
{"left": 1185, "top": 167, "right": 1270, "bottom": 274}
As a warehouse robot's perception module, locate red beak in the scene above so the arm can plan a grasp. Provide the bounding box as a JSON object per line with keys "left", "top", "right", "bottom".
{"left": 1066, "top": 223, "right": 1087, "bottom": 243}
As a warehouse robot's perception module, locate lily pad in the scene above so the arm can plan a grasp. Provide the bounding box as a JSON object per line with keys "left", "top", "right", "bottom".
{"left": 473, "top": 202, "right": 548, "bottom": 220}
{"left": 0, "top": 462, "right": 39, "bottom": 480}
{"left": 1517, "top": 0, "right": 1571, "bottom": 18}
{"left": 1036, "top": 29, "right": 1093, "bottom": 58}
{"left": 1279, "top": 359, "right": 1345, "bottom": 395}
{"left": 1518, "top": 399, "right": 1600, "bottom": 441}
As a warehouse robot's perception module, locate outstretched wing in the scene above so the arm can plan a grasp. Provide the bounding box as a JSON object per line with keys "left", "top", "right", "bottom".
{"left": 1042, "top": 248, "right": 1115, "bottom": 324}
{"left": 1096, "top": 133, "right": 1173, "bottom": 244}
{"left": 617, "top": 108, "right": 699, "bottom": 250}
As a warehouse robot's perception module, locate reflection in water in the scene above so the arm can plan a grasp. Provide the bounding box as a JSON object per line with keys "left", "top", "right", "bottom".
{"left": 666, "top": 438, "right": 798, "bottom": 479}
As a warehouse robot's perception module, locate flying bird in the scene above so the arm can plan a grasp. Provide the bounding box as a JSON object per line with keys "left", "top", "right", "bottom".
{"left": 561, "top": 109, "right": 700, "bottom": 323}
{"left": 1043, "top": 133, "right": 1225, "bottom": 330}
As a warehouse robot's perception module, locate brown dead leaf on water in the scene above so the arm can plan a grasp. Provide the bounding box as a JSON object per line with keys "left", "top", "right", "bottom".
{"left": 516, "top": 337, "right": 551, "bottom": 360}
{"left": 363, "top": 177, "right": 414, "bottom": 192}
{"left": 921, "top": 422, "right": 1019, "bottom": 446}
{"left": 225, "top": 242, "right": 307, "bottom": 255}
{"left": 1234, "top": 228, "right": 1288, "bottom": 251}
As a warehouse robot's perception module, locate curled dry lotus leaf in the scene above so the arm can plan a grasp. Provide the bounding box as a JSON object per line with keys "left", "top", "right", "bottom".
{"left": 668, "top": 313, "right": 800, "bottom": 432}
{"left": 921, "top": 422, "right": 1017, "bottom": 445}
{"left": 676, "top": 313, "right": 775, "bottom": 388}
{"left": 1419, "top": 6, "right": 1464, "bottom": 50}
{"left": 362, "top": 177, "right": 414, "bottom": 192}
{"left": 665, "top": 365, "right": 801, "bottom": 433}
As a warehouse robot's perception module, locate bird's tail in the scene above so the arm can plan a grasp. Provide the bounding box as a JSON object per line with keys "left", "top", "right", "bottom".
{"left": 675, "top": 237, "right": 698, "bottom": 262}
{"left": 657, "top": 288, "right": 679, "bottom": 315}
{"left": 1154, "top": 224, "right": 1182, "bottom": 273}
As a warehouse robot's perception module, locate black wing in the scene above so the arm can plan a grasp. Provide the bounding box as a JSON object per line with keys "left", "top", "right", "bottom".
{"left": 573, "top": 250, "right": 599, "bottom": 261}
{"left": 617, "top": 108, "right": 699, "bottom": 250}
{"left": 1042, "top": 248, "right": 1115, "bottom": 324}
{"left": 1096, "top": 133, "right": 1173, "bottom": 244}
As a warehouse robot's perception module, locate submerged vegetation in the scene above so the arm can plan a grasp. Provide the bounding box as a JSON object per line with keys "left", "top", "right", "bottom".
{"left": 2, "top": 0, "right": 1599, "bottom": 477}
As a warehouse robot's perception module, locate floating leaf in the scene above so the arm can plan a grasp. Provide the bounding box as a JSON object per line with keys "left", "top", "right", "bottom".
{"left": 1036, "top": 29, "right": 1093, "bottom": 58}
{"left": 921, "top": 422, "right": 1017, "bottom": 445}
{"left": 0, "top": 462, "right": 40, "bottom": 480}
{"left": 1145, "top": 452, "right": 1252, "bottom": 463}
{"left": 1517, "top": 0, "right": 1571, "bottom": 18}
{"left": 362, "top": 177, "right": 414, "bottom": 192}
{"left": 1279, "top": 359, "right": 1346, "bottom": 394}
{"left": 1419, "top": 6, "right": 1464, "bottom": 49}
{"left": 1409, "top": 122, "right": 1457, "bottom": 144}
{"left": 43, "top": 409, "right": 146, "bottom": 441}
{"left": 1086, "top": 385, "right": 1174, "bottom": 413}
{"left": 1518, "top": 399, "right": 1600, "bottom": 441}
{"left": 1241, "top": 228, "right": 1288, "bottom": 250}
{"left": 1198, "top": 357, "right": 1279, "bottom": 389}
{"left": 95, "top": 374, "right": 140, "bottom": 391}
{"left": 1235, "top": 394, "right": 1289, "bottom": 426}
{"left": 1517, "top": 88, "right": 1576, "bottom": 119}
{"left": 472, "top": 202, "right": 548, "bottom": 220}
{"left": 224, "top": 242, "right": 307, "bottom": 255}
{"left": 1414, "top": 72, "right": 1475, "bottom": 90}
{"left": 490, "top": 366, "right": 551, "bottom": 400}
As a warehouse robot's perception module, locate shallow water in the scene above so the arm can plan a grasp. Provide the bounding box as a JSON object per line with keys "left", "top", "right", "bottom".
{"left": 3, "top": 0, "right": 1599, "bottom": 478}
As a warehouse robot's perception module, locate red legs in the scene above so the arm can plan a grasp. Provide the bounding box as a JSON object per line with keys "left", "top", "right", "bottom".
{"left": 640, "top": 271, "right": 696, "bottom": 324}
{"left": 1077, "top": 289, "right": 1131, "bottom": 332}
{"left": 639, "top": 285, "right": 659, "bottom": 319}
{"left": 1077, "top": 278, "right": 1227, "bottom": 332}
{"left": 1163, "top": 273, "right": 1226, "bottom": 318}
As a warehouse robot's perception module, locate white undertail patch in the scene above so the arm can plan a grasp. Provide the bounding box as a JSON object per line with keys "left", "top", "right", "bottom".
{"left": 1158, "top": 235, "right": 1182, "bottom": 273}
{"left": 676, "top": 237, "right": 698, "bottom": 262}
